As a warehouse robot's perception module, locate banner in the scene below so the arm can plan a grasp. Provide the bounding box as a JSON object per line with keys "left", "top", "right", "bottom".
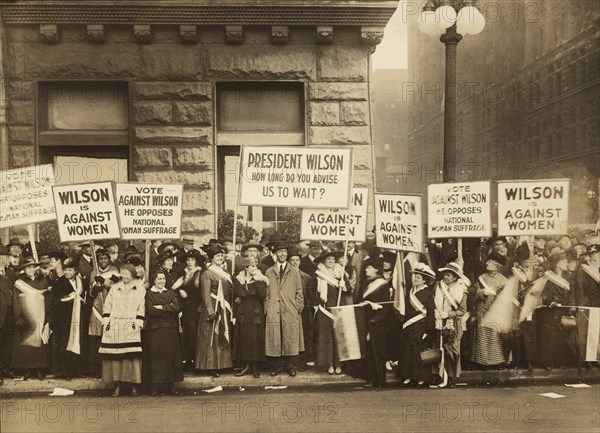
{"left": 428, "top": 181, "right": 492, "bottom": 238}
{"left": 375, "top": 193, "right": 423, "bottom": 252}
{"left": 116, "top": 183, "right": 183, "bottom": 240}
{"left": 331, "top": 305, "right": 367, "bottom": 361}
{"left": 239, "top": 146, "right": 352, "bottom": 208}
{"left": 498, "top": 179, "right": 569, "bottom": 236}
{"left": 300, "top": 188, "right": 368, "bottom": 241}
{"left": 52, "top": 182, "right": 120, "bottom": 242}
{"left": 0, "top": 164, "right": 56, "bottom": 229}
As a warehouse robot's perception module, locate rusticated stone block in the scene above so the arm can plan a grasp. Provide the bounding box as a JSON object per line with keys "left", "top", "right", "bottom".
{"left": 309, "top": 102, "right": 339, "bottom": 126}
{"left": 8, "top": 101, "right": 34, "bottom": 125}
{"left": 182, "top": 215, "right": 214, "bottom": 234}
{"left": 133, "top": 102, "right": 173, "bottom": 125}
{"left": 141, "top": 46, "right": 205, "bottom": 81}
{"left": 133, "top": 147, "right": 172, "bottom": 169}
{"left": 341, "top": 101, "right": 369, "bottom": 126}
{"left": 314, "top": 26, "right": 334, "bottom": 45}
{"left": 309, "top": 126, "right": 370, "bottom": 146}
{"left": 132, "top": 82, "right": 212, "bottom": 101}
{"left": 134, "top": 126, "right": 212, "bottom": 145}
{"left": 183, "top": 190, "right": 213, "bottom": 213}
{"left": 173, "top": 146, "right": 214, "bottom": 169}
{"left": 134, "top": 171, "right": 213, "bottom": 190}
{"left": 271, "top": 26, "right": 289, "bottom": 45}
{"left": 134, "top": 25, "right": 152, "bottom": 44}
{"left": 207, "top": 45, "right": 316, "bottom": 80}
{"left": 352, "top": 169, "right": 374, "bottom": 188}
{"left": 309, "top": 83, "right": 368, "bottom": 101}
{"left": 9, "top": 126, "right": 34, "bottom": 145}
{"left": 8, "top": 146, "right": 34, "bottom": 168}
{"left": 349, "top": 145, "right": 373, "bottom": 170}
{"left": 172, "top": 102, "right": 212, "bottom": 125}
{"left": 318, "top": 47, "right": 368, "bottom": 82}
{"left": 7, "top": 82, "right": 35, "bottom": 101}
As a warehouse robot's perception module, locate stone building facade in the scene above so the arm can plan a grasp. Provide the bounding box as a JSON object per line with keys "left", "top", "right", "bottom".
{"left": 0, "top": 0, "right": 398, "bottom": 242}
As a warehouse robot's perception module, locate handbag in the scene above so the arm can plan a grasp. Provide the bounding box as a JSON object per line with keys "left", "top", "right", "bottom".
{"left": 418, "top": 348, "right": 442, "bottom": 366}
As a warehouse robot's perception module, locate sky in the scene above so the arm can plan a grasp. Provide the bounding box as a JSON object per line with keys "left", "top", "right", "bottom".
{"left": 372, "top": 1, "right": 409, "bottom": 70}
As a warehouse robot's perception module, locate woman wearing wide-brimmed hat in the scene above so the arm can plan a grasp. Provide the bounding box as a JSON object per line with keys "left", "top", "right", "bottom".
{"left": 11, "top": 257, "right": 51, "bottom": 380}
{"left": 155, "top": 250, "right": 178, "bottom": 290}
{"left": 398, "top": 262, "right": 437, "bottom": 387}
{"left": 314, "top": 250, "right": 351, "bottom": 374}
{"left": 172, "top": 249, "right": 206, "bottom": 371}
{"left": 470, "top": 253, "right": 509, "bottom": 369}
{"left": 434, "top": 261, "right": 470, "bottom": 387}
{"left": 194, "top": 244, "right": 233, "bottom": 377}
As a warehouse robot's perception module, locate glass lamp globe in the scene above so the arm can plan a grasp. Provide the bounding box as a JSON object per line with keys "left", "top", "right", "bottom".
{"left": 456, "top": 6, "right": 486, "bottom": 35}
{"left": 419, "top": 10, "right": 445, "bottom": 36}
{"left": 436, "top": 5, "right": 458, "bottom": 29}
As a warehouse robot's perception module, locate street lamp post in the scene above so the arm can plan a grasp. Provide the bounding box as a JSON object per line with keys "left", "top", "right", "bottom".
{"left": 418, "top": 0, "right": 486, "bottom": 182}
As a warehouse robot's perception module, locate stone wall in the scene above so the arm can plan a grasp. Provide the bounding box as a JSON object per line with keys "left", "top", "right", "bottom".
{"left": 5, "top": 24, "right": 377, "bottom": 240}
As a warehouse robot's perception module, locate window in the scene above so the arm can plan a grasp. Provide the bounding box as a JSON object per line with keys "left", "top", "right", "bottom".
{"left": 38, "top": 81, "right": 130, "bottom": 183}
{"left": 216, "top": 82, "right": 306, "bottom": 237}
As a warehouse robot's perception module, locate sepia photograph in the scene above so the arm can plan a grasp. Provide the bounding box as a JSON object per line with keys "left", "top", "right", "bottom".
{"left": 0, "top": 1, "right": 598, "bottom": 432}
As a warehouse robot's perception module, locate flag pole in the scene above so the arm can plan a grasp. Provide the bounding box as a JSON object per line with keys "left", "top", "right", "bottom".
{"left": 89, "top": 240, "right": 99, "bottom": 275}
{"left": 26, "top": 224, "right": 38, "bottom": 262}
{"left": 144, "top": 240, "right": 151, "bottom": 284}
{"left": 337, "top": 225, "right": 350, "bottom": 307}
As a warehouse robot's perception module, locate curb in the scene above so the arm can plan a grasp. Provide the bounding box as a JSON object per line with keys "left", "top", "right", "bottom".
{"left": 2, "top": 368, "right": 599, "bottom": 396}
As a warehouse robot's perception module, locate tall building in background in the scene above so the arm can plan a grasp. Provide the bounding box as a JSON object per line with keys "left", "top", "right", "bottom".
{"left": 374, "top": 0, "right": 599, "bottom": 225}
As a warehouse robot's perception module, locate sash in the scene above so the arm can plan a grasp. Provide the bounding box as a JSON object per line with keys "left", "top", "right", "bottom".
{"left": 315, "top": 269, "right": 341, "bottom": 288}
{"left": 361, "top": 278, "right": 388, "bottom": 300}
{"left": 439, "top": 282, "right": 459, "bottom": 311}
{"left": 66, "top": 276, "right": 83, "bottom": 355}
{"left": 316, "top": 268, "right": 341, "bottom": 305}
{"left": 403, "top": 286, "right": 427, "bottom": 329}
{"left": 582, "top": 264, "right": 600, "bottom": 284}
{"left": 478, "top": 275, "right": 498, "bottom": 297}
{"left": 545, "top": 270, "right": 570, "bottom": 291}
{"left": 318, "top": 304, "right": 334, "bottom": 320}
{"left": 207, "top": 265, "right": 233, "bottom": 285}
{"left": 14, "top": 279, "right": 47, "bottom": 298}
{"left": 511, "top": 266, "right": 529, "bottom": 284}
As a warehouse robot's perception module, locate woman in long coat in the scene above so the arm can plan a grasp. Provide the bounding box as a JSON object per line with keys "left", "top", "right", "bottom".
{"left": 434, "top": 261, "right": 469, "bottom": 388}
{"left": 471, "top": 253, "right": 509, "bottom": 368}
{"left": 11, "top": 257, "right": 51, "bottom": 380}
{"left": 143, "top": 270, "right": 183, "bottom": 395}
{"left": 99, "top": 263, "right": 146, "bottom": 397}
{"left": 172, "top": 250, "right": 205, "bottom": 371}
{"left": 194, "top": 244, "right": 233, "bottom": 377}
{"left": 398, "top": 262, "right": 437, "bottom": 387}
{"left": 314, "top": 251, "right": 351, "bottom": 374}
{"left": 232, "top": 257, "right": 268, "bottom": 377}
{"left": 359, "top": 257, "right": 393, "bottom": 387}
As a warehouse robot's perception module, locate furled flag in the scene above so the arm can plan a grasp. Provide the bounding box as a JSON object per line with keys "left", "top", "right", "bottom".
{"left": 331, "top": 305, "right": 367, "bottom": 361}
{"left": 578, "top": 307, "right": 600, "bottom": 362}
{"left": 392, "top": 251, "right": 406, "bottom": 316}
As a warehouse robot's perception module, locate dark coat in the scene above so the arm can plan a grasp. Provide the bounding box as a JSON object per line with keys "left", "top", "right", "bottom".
{"left": 0, "top": 273, "right": 13, "bottom": 327}
{"left": 300, "top": 255, "right": 318, "bottom": 276}
{"left": 233, "top": 273, "right": 268, "bottom": 361}
{"left": 144, "top": 289, "right": 181, "bottom": 330}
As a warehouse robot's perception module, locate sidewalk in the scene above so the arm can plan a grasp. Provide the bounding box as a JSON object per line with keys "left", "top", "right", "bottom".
{"left": 2, "top": 367, "right": 599, "bottom": 396}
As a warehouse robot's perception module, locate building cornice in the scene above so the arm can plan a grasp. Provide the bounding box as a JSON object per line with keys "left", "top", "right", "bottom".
{"left": 0, "top": 1, "right": 399, "bottom": 26}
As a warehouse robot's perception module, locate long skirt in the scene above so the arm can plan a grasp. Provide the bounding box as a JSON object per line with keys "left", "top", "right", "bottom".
{"left": 11, "top": 326, "right": 50, "bottom": 370}
{"left": 181, "top": 311, "right": 199, "bottom": 365}
{"left": 316, "top": 312, "right": 339, "bottom": 367}
{"left": 143, "top": 327, "right": 183, "bottom": 383}
{"left": 398, "top": 321, "right": 435, "bottom": 382}
{"left": 51, "top": 323, "right": 81, "bottom": 376}
{"left": 102, "top": 357, "right": 142, "bottom": 384}
{"left": 195, "top": 319, "right": 232, "bottom": 370}
{"left": 233, "top": 321, "right": 266, "bottom": 362}
{"left": 471, "top": 323, "right": 507, "bottom": 366}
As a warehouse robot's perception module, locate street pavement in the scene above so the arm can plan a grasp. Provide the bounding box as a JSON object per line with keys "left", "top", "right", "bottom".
{"left": 2, "top": 384, "right": 599, "bottom": 433}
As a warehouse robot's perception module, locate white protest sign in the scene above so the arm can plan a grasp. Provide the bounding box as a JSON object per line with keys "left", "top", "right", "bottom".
{"left": 498, "top": 179, "right": 569, "bottom": 236}
{"left": 300, "top": 188, "right": 368, "bottom": 241}
{"left": 52, "top": 182, "right": 120, "bottom": 242}
{"left": 116, "top": 183, "right": 183, "bottom": 240}
{"left": 240, "top": 146, "right": 352, "bottom": 208}
{"left": 0, "top": 164, "right": 56, "bottom": 229}
{"left": 428, "top": 181, "right": 492, "bottom": 238}
{"left": 375, "top": 193, "right": 423, "bottom": 252}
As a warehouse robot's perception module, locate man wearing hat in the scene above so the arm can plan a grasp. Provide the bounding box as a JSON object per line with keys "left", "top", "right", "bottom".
{"left": 238, "top": 242, "right": 263, "bottom": 275}
{"left": 4, "top": 239, "right": 23, "bottom": 285}
{"left": 300, "top": 241, "right": 322, "bottom": 276}
{"left": 51, "top": 257, "right": 87, "bottom": 379}
{"left": 264, "top": 241, "right": 304, "bottom": 376}
{"left": 260, "top": 232, "right": 283, "bottom": 273}
{"left": 103, "top": 240, "right": 124, "bottom": 269}
{"left": 572, "top": 244, "right": 600, "bottom": 308}
{"left": 77, "top": 243, "right": 95, "bottom": 279}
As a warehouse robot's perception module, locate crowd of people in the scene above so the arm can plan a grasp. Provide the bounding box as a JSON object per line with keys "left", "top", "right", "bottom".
{"left": 0, "top": 230, "right": 598, "bottom": 395}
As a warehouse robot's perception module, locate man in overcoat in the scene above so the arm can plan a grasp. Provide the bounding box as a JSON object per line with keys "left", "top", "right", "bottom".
{"left": 265, "top": 241, "right": 304, "bottom": 376}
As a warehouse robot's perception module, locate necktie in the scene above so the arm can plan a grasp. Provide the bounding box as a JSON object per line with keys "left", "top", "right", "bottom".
{"left": 280, "top": 264, "right": 285, "bottom": 274}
